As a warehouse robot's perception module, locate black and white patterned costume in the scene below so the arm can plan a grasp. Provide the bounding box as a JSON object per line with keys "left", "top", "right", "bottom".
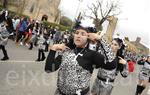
{"left": 91, "top": 36, "right": 128, "bottom": 95}
{"left": 0, "top": 22, "right": 9, "bottom": 46}
{"left": 35, "top": 35, "right": 46, "bottom": 61}
{"left": 138, "top": 61, "right": 150, "bottom": 81}
{"left": 0, "top": 21, "right": 10, "bottom": 60}
{"left": 135, "top": 58, "right": 150, "bottom": 95}
{"left": 37, "top": 35, "right": 45, "bottom": 50}
{"left": 45, "top": 47, "right": 105, "bottom": 95}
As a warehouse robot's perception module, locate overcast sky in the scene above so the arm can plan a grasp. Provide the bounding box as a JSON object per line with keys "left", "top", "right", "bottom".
{"left": 59, "top": 0, "right": 150, "bottom": 49}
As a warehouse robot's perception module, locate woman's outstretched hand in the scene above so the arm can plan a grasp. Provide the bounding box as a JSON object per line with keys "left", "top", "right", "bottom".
{"left": 118, "top": 56, "right": 127, "bottom": 64}
{"left": 50, "top": 43, "right": 69, "bottom": 51}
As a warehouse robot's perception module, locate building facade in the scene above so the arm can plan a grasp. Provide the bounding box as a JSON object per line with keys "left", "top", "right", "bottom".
{"left": 131, "top": 37, "right": 149, "bottom": 55}
{"left": 0, "top": 0, "right": 61, "bottom": 23}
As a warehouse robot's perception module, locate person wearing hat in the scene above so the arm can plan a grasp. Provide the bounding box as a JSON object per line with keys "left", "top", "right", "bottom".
{"left": 87, "top": 33, "right": 128, "bottom": 95}
{"left": 44, "top": 22, "right": 105, "bottom": 95}
{"left": 135, "top": 55, "right": 150, "bottom": 95}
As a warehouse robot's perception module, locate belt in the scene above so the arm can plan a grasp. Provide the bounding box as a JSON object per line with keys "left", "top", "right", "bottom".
{"left": 142, "top": 72, "right": 148, "bottom": 75}
{"left": 58, "top": 87, "right": 89, "bottom": 95}
{"left": 97, "top": 76, "right": 114, "bottom": 82}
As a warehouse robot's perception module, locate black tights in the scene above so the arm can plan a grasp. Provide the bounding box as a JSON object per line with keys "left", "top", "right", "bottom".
{"left": 0, "top": 45, "right": 9, "bottom": 58}
{"left": 37, "top": 49, "right": 45, "bottom": 61}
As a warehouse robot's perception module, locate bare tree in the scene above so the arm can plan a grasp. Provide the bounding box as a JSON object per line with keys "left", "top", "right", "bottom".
{"left": 84, "top": 0, "right": 120, "bottom": 31}
{"left": 87, "top": 2, "right": 101, "bottom": 30}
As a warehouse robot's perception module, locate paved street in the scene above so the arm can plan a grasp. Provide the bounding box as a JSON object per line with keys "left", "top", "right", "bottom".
{"left": 0, "top": 40, "right": 149, "bottom": 95}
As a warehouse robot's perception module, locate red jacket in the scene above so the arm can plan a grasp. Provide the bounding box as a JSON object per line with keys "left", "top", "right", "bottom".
{"left": 128, "top": 61, "right": 135, "bottom": 72}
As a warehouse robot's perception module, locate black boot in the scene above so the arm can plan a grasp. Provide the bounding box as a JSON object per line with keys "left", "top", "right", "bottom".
{"left": 1, "top": 57, "right": 9, "bottom": 61}
{"left": 135, "top": 85, "right": 145, "bottom": 95}
{"left": 45, "top": 43, "right": 49, "bottom": 52}
{"left": 35, "top": 49, "right": 41, "bottom": 61}
{"left": 28, "top": 42, "right": 33, "bottom": 50}
{"left": 1, "top": 45, "right": 9, "bottom": 61}
{"left": 41, "top": 50, "right": 45, "bottom": 61}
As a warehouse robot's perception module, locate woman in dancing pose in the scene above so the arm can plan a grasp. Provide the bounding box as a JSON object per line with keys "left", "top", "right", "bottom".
{"left": 135, "top": 55, "right": 150, "bottom": 95}
{"left": 89, "top": 33, "right": 128, "bottom": 95}
{"left": 45, "top": 24, "right": 105, "bottom": 95}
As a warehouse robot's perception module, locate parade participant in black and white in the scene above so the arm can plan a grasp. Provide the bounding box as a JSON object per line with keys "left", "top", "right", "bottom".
{"left": 43, "top": 27, "right": 50, "bottom": 52}
{"left": 35, "top": 32, "right": 46, "bottom": 61}
{"left": 53, "top": 29, "right": 62, "bottom": 44}
{"left": 28, "top": 21, "right": 39, "bottom": 50}
{"left": 0, "top": 9, "right": 8, "bottom": 23}
{"left": 135, "top": 55, "right": 150, "bottom": 95}
{"left": 0, "top": 21, "right": 10, "bottom": 60}
{"left": 62, "top": 31, "right": 69, "bottom": 44}
{"left": 88, "top": 32, "right": 128, "bottom": 95}
{"left": 45, "top": 21, "right": 105, "bottom": 95}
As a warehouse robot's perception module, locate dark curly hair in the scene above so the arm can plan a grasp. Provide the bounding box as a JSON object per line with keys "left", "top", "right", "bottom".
{"left": 113, "top": 38, "right": 125, "bottom": 58}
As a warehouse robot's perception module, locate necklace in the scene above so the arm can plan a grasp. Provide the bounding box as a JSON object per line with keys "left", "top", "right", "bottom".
{"left": 73, "top": 48, "right": 85, "bottom": 61}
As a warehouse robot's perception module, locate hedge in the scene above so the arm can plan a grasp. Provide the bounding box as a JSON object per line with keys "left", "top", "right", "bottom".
{"left": 43, "top": 21, "right": 71, "bottom": 31}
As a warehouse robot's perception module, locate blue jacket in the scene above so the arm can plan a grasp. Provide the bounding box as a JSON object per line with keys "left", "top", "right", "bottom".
{"left": 18, "top": 21, "right": 28, "bottom": 32}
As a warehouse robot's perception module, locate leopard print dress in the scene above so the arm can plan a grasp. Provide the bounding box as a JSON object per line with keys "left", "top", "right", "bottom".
{"left": 55, "top": 50, "right": 91, "bottom": 95}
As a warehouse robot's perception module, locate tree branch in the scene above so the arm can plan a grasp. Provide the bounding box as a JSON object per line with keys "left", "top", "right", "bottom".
{"left": 98, "top": 1, "right": 104, "bottom": 18}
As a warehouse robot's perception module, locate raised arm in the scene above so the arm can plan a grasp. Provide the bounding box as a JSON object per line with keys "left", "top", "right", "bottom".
{"left": 118, "top": 56, "right": 129, "bottom": 78}
{"left": 45, "top": 44, "right": 69, "bottom": 73}
{"left": 88, "top": 33, "right": 116, "bottom": 62}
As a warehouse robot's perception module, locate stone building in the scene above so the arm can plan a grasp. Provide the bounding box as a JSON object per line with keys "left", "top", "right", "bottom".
{"left": 131, "top": 37, "right": 149, "bottom": 55}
